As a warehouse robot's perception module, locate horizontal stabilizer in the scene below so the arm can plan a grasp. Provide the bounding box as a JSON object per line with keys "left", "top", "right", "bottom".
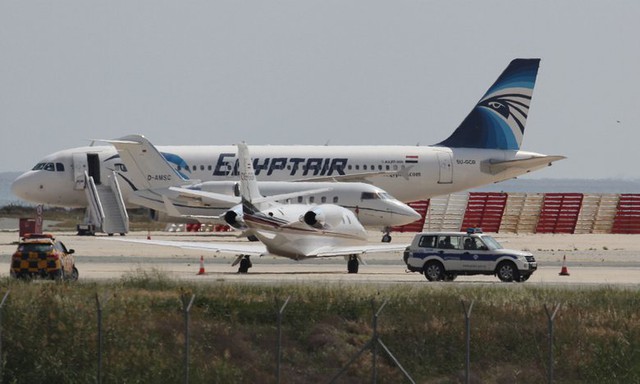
{"left": 482, "top": 155, "right": 566, "bottom": 175}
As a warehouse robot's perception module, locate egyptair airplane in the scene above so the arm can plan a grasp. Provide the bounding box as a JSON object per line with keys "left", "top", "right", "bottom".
{"left": 12, "top": 58, "right": 565, "bottom": 220}
{"left": 112, "top": 142, "right": 409, "bottom": 273}
{"left": 106, "top": 134, "right": 421, "bottom": 241}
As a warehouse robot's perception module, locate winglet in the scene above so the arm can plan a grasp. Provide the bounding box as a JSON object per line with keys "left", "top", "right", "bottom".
{"left": 107, "top": 134, "right": 189, "bottom": 190}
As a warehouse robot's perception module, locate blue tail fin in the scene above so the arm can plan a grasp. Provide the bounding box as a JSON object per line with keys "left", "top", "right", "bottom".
{"left": 437, "top": 58, "right": 540, "bottom": 150}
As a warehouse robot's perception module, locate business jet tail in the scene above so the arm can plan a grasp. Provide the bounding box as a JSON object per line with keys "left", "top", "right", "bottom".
{"left": 237, "top": 142, "right": 268, "bottom": 212}
{"left": 108, "top": 134, "right": 193, "bottom": 190}
{"left": 437, "top": 58, "right": 540, "bottom": 150}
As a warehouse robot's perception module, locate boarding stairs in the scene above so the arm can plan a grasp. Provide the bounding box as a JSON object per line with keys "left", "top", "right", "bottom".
{"left": 83, "top": 171, "right": 129, "bottom": 235}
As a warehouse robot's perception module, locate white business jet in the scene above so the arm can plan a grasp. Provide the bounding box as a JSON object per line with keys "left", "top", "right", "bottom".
{"left": 113, "top": 143, "right": 409, "bottom": 273}
{"left": 12, "top": 58, "right": 565, "bottom": 221}
{"left": 106, "top": 134, "right": 421, "bottom": 241}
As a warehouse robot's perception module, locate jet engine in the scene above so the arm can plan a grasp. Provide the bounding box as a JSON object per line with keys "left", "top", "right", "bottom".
{"left": 223, "top": 204, "right": 245, "bottom": 229}
{"left": 302, "top": 205, "right": 349, "bottom": 229}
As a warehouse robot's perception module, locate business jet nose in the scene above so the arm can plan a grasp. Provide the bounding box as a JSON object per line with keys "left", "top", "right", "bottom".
{"left": 389, "top": 201, "right": 422, "bottom": 225}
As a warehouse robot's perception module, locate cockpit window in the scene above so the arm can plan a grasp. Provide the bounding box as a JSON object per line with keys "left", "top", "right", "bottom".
{"left": 32, "top": 163, "right": 45, "bottom": 171}
{"left": 361, "top": 191, "right": 391, "bottom": 200}
{"left": 55, "top": 163, "right": 65, "bottom": 172}
{"left": 361, "top": 192, "right": 376, "bottom": 200}
{"left": 43, "top": 163, "right": 55, "bottom": 171}
{"left": 114, "top": 163, "right": 127, "bottom": 172}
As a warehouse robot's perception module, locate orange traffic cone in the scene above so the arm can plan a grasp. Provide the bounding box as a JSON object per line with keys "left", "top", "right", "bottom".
{"left": 559, "top": 255, "right": 570, "bottom": 276}
{"left": 197, "top": 256, "right": 206, "bottom": 275}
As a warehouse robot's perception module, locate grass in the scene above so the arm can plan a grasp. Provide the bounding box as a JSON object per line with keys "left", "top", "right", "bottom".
{"left": 0, "top": 274, "right": 637, "bottom": 383}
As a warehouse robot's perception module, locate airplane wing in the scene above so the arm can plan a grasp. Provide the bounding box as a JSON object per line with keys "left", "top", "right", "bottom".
{"left": 105, "top": 237, "right": 268, "bottom": 257}
{"left": 296, "top": 166, "right": 415, "bottom": 182}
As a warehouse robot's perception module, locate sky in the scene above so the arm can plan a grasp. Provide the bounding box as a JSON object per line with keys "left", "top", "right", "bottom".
{"left": 1, "top": 1, "right": 638, "bottom": 179}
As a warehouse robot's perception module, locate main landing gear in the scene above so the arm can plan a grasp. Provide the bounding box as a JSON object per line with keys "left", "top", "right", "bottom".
{"left": 237, "top": 255, "right": 252, "bottom": 273}
{"left": 347, "top": 254, "right": 359, "bottom": 274}
{"left": 381, "top": 227, "right": 392, "bottom": 243}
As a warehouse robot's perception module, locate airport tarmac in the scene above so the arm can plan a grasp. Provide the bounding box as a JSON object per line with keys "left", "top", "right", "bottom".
{"left": 0, "top": 231, "right": 639, "bottom": 286}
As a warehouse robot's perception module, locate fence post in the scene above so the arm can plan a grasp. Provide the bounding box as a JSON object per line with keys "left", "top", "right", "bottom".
{"left": 461, "top": 300, "right": 474, "bottom": 384}
{"left": 371, "top": 298, "right": 387, "bottom": 384}
{"left": 544, "top": 303, "right": 562, "bottom": 384}
{"left": 276, "top": 296, "right": 291, "bottom": 384}
{"left": 95, "top": 292, "right": 110, "bottom": 384}
{"left": 0, "top": 290, "right": 9, "bottom": 384}
{"left": 329, "top": 298, "right": 415, "bottom": 384}
{"left": 181, "top": 294, "right": 196, "bottom": 384}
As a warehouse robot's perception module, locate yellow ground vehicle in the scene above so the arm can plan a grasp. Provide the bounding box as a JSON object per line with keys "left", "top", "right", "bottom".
{"left": 10, "top": 234, "right": 78, "bottom": 281}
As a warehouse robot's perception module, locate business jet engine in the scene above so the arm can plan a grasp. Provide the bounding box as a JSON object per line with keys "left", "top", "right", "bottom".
{"left": 223, "top": 204, "right": 246, "bottom": 230}
{"left": 303, "top": 205, "right": 351, "bottom": 230}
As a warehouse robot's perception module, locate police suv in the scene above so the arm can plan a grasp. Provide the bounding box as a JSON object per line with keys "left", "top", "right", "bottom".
{"left": 403, "top": 229, "right": 536, "bottom": 282}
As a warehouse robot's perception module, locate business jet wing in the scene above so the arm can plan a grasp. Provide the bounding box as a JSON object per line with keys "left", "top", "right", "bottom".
{"left": 311, "top": 243, "right": 409, "bottom": 258}
{"left": 106, "top": 237, "right": 268, "bottom": 257}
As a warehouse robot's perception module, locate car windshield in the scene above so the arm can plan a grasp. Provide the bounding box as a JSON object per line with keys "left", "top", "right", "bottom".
{"left": 18, "top": 243, "right": 54, "bottom": 253}
{"left": 481, "top": 236, "right": 503, "bottom": 250}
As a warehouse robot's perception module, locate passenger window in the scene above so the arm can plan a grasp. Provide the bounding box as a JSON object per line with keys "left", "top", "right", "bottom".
{"left": 321, "top": 196, "right": 327, "bottom": 203}
{"left": 437, "top": 236, "right": 460, "bottom": 250}
{"left": 355, "top": 165, "right": 360, "bottom": 170}
{"left": 208, "top": 165, "right": 212, "bottom": 171}
{"left": 200, "top": 165, "right": 204, "bottom": 171}
{"left": 418, "top": 235, "right": 437, "bottom": 248}
{"left": 385, "top": 165, "right": 390, "bottom": 171}
{"left": 378, "top": 165, "right": 382, "bottom": 170}
{"left": 333, "top": 196, "right": 339, "bottom": 203}
{"left": 393, "top": 165, "right": 398, "bottom": 170}
{"left": 297, "top": 196, "right": 303, "bottom": 203}
{"left": 347, "top": 165, "right": 352, "bottom": 170}
{"left": 309, "top": 196, "right": 315, "bottom": 203}
{"left": 363, "top": 165, "right": 367, "bottom": 170}
{"left": 177, "top": 166, "right": 182, "bottom": 171}
{"left": 56, "top": 163, "right": 65, "bottom": 172}
{"left": 192, "top": 165, "right": 197, "bottom": 171}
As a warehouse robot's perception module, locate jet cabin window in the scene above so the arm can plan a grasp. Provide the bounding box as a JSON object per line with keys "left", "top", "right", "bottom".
{"left": 55, "top": 163, "right": 65, "bottom": 172}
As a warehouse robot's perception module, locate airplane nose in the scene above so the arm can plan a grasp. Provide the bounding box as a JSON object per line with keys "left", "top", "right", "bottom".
{"left": 388, "top": 201, "right": 422, "bottom": 225}
{"left": 10, "top": 172, "right": 41, "bottom": 202}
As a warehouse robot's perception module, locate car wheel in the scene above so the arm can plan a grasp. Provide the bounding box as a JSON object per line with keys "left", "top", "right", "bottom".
{"left": 423, "top": 261, "right": 445, "bottom": 281}
{"left": 71, "top": 266, "right": 79, "bottom": 281}
{"left": 519, "top": 273, "right": 531, "bottom": 282}
{"left": 52, "top": 269, "right": 64, "bottom": 281}
{"left": 444, "top": 272, "right": 457, "bottom": 281}
{"left": 496, "top": 261, "right": 520, "bottom": 282}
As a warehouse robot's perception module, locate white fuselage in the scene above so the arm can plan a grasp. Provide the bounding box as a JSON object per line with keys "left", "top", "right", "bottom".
{"left": 11, "top": 144, "right": 554, "bottom": 208}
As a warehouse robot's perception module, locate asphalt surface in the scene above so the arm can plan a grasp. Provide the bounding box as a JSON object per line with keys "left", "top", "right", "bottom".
{"left": 1, "top": 231, "right": 639, "bottom": 286}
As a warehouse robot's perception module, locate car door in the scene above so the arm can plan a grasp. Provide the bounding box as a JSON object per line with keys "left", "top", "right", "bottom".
{"left": 461, "top": 236, "right": 493, "bottom": 271}
{"left": 436, "top": 235, "right": 463, "bottom": 270}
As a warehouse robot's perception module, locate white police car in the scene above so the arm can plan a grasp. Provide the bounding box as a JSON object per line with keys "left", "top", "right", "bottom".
{"left": 403, "top": 229, "right": 536, "bottom": 282}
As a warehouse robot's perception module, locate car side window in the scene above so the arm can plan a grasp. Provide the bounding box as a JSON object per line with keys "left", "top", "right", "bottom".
{"left": 418, "top": 235, "right": 437, "bottom": 248}
{"left": 437, "top": 235, "right": 460, "bottom": 249}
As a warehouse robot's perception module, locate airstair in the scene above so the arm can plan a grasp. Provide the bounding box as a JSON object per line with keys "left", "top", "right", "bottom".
{"left": 83, "top": 171, "right": 129, "bottom": 235}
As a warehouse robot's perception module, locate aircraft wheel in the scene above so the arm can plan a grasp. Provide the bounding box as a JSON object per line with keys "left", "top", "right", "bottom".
{"left": 238, "top": 256, "right": 252, "bottom": 273}
{"left": 247, "top": 235, "right": 259, "bottom": 242}
{"left": 381, "top": 234, "right": 392, "bottom": 243}
{"left": 347, "top": 255, "right": 359, "bottom": 274}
